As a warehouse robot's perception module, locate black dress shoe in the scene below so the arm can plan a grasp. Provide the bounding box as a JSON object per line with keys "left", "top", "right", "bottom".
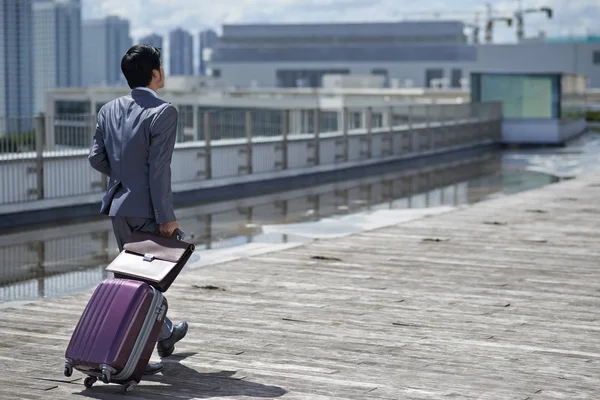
{"left": 143, "top": 362, "right": 164, "bottom": 375}
{"left": 157, "top": 321, "right": 188, "bottom": 358}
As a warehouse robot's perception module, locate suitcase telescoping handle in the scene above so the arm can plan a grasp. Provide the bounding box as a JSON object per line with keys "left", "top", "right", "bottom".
{"left": 173, "top": 228, "right": 186, "bottom": 241}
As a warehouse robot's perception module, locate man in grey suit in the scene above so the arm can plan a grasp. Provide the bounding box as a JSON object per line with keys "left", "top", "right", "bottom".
{"left": 88, "top": 44, "right": 188, "bottom": 374}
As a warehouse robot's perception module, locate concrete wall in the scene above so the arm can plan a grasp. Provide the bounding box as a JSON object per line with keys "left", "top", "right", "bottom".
{"left": 501, "top": 118, "right": 587, "bottom": 145}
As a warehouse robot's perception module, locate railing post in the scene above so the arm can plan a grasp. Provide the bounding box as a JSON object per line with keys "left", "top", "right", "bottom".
{"left": 360, "top": 107, "right": 373, "bottom": 159}
{"left": 334, "top": 107, "right": 349, "bottom": 164}
{"left": 34, "top": 113, "right": 45, "bottom": 200}
{"left": 366, "top": 107, "right": 373, "bottom": 159}
{"left": 431, "top": 105, "right": 437, "bottom": 150}
{"left": 312, "top": 108, "right": 320, "bottom": 165}
{"left": 203, "top": 111, "right": 212, "bottom": 179}
{"left": 342, "top": 107, "right": 349, "bottom": 162}
{"left": 383, "top": 105, "right": 394, "bottom": 156}
{"left": 409, "top": 104, "right": 418, "bottom": 153}
{"left": 240, "top": 110, "right": 252, "bottom": 175}
{"left": 276, "top": 109, "right": 289, "bottom": 170}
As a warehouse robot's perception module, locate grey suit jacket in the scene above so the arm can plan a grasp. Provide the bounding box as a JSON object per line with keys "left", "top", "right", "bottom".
{"left": 88, "top": 89, "right": 179, "bottom": 224}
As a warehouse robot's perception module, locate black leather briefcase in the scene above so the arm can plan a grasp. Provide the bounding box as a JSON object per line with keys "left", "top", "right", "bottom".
{"left": 105, "top": 230, "right": 195, "bottom": 292}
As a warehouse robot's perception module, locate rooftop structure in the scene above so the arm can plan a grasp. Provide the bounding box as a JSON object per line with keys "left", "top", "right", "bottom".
{"left": 207, "top": 20, "right": 600, "bottom": 89}
{"left": 471, "top": 71, "right": 587, "bottom": 145}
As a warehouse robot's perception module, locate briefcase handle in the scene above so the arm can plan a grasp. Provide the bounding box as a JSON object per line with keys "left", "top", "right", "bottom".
{"left": 173, "top": 228, "right": 186, "bottom": 241}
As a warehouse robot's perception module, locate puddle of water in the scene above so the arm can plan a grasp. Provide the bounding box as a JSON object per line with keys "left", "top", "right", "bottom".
{"left": 0, "top": 141, "right": 596, "bottom": 306}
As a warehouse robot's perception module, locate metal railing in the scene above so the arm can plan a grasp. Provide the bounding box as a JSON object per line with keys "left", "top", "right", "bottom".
{"left": 0, "top": 102, "right": 502, "bottom": 206}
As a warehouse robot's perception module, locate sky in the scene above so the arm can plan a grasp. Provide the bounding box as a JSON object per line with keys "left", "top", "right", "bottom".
{"left": 81, "top": 0, "right": 600, "bottom": 41}
{"left": 80, "top": 0, "right": 600, "bottom": 73}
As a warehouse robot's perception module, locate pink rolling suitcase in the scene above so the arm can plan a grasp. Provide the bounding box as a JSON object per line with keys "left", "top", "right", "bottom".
{"left": 64, "top": 278, "right": 168, "bottom": 394}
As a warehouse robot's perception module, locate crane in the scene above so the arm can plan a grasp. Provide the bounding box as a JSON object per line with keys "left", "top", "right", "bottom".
{"left": 484, "top": 3, "right": 512, "bottom": 44}
{"left": 464, "top": 12, "right": 481, "bottom": 44}
{"left": 465, "top": 23, "right": 481, "bottom": 44}
{"left": 514, "top": 2, "right": 553, "bottom": 42}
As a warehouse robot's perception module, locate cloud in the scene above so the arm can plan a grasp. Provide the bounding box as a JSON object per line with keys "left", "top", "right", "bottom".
{"left": 82, "top": 0, "right": 599, "bottom": 40}
{"left": 81, "top": 0, "right": 600, "bottom": 73}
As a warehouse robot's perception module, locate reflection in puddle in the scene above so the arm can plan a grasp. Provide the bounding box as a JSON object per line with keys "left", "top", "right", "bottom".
{"left": 0, "top": 146, "right": 584, "bottom": 305}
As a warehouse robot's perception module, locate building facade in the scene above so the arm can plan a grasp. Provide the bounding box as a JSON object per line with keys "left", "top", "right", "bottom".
{"left": 33, "top": 0, "right": 81, "bottom": 114}
{"left": 0, "top": 0, "right": 34, "bottom": 126}
{"left": 208, "top": 21, "right": 600, "bottom": 89}
{"left": 199, "top": 29, "right": 218, "bottom": 76}
{"left": 169, "top": 28, "right": 193, "bottom": 76}
{"left": 139, "top": 33, "right": 163, "bottom": 50}
{"left": 82, "top": 16, "right": 132, "bottom": 87}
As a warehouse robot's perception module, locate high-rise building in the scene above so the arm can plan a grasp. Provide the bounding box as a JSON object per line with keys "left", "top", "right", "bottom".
{"left": 139, "top": 33, "right": 163, "bottom": 50}
{"left": 82, "top": 16, "right": 132, "bottom": 87}
{"left": 198, "top": 29, "right": 218, "bottom": 76}
{"left": 0, "top": 0, "right": 34, "bottom": 127}
{"left": 169, "top": 28, "right": 193, "bottom": 76}
{"left": 33, "top": 0, "right": 82, "bottom": 114}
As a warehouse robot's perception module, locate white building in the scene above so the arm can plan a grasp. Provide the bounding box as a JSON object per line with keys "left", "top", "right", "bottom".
{"left": 207, "top": 21, "right": 600, "bottom": 89}
{"left": 0, "top": 0, "right": 34, "bottom": 127}
{"left": 33, "top": 0, "right": 82, "bottom": 114}
{"left": 82, "top": 16, "right": 131, "bottom": 87}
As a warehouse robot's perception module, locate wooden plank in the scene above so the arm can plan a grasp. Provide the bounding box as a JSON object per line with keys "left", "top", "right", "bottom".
{"left": 0, "top": 175, "right": 600, "bottom": 398}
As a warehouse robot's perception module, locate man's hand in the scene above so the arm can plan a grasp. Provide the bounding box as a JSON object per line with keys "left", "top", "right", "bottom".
{"left": 159, "top": 221, "right": 182, "bottom": 237}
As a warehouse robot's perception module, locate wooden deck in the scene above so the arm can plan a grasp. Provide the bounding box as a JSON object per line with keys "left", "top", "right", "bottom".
{"left": 1, "top": 174, "right": 599, "bottom": 399}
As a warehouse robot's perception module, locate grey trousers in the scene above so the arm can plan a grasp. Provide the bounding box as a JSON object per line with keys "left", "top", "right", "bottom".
{"left": 111, "top": 216, "right": 173, "bottom": 342}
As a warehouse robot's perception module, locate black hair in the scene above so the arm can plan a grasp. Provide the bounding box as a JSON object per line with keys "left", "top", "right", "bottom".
{"left": 120, "top": 44, "right": 162, "bottom": 89}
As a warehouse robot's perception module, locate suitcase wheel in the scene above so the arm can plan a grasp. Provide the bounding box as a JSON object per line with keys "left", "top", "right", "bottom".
{"left": 84, "top": 376, "right": 97, "bottom": 389}
{"left": 100, "top": 364, "right": 117, "bottom": 384}
{"left": 122, "top": 381, "right": 137, "bottom": 394}
{"left": 64, "top": 360, "right": 73, "bottom": 377}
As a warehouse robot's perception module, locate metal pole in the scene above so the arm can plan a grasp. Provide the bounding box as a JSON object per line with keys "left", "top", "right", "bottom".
{"left": 34, "top": 113, "right": 45, "bottom": 200}
{"left": 342, "top": 107, "right": 349, "bottom": 162}
{"left": 243, "top": 110, "right": 253, "bottom": 174}
{"left": 203, "top": 111, "right": 212, "bottom": 179}
{"left": 365, "top": 107, "right": 373, "bottom": 159}
{"left": 313, "top": 108, "right": 320, "bottom": 165}
{"left": 277, "top": 109, "right": 289, "bottom": 170}
{"left": 384, "top": 105, "right": 394, "bottom": 156}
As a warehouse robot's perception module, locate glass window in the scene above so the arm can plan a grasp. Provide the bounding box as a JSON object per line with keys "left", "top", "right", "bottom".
{"left": 479, "top": 74, "right": 554, "bottom": 119}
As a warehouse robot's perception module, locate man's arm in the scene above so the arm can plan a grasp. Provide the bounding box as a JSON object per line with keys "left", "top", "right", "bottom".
{"left": 148, "top": 104, "right": 178, "bottom": 226}
{"left": 88, "top": 110, "right": 110, "bottom": 176}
